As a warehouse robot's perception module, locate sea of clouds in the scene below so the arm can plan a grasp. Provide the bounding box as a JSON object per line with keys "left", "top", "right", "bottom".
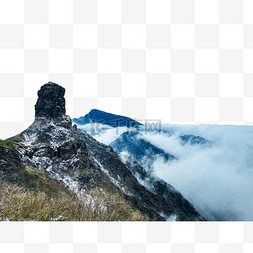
{"left": 143, "top": 124, "right": 253, "bottom": 221}
{"left": 79, "top": 123, "right": 253, "bottom": 221}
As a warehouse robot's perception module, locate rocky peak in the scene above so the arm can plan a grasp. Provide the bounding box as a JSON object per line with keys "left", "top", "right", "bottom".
{"left": 35, "top": 82, "right": 66, "bottom": 119}
{"left": 34, "top": 82, "right": 72, "bottom": 129}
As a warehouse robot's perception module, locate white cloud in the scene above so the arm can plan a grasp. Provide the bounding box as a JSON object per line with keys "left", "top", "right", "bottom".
{"left": 143, "top": 124, "right": 253, "bottom": 221}
{"left": 79, "top": 122, "right": 253, "bottom": 221}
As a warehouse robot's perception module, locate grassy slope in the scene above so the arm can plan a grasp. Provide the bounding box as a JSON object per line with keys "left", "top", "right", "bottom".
{"left": 0, "top": 139, "right": 149, "bottom": 221}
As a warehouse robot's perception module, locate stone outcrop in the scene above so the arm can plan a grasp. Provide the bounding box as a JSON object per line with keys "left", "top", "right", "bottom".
{"left": 34, "top": 82, "right": 72, "bottom": 129}
{"left": 35, "top": 82, "right": 66, "bottom": 118}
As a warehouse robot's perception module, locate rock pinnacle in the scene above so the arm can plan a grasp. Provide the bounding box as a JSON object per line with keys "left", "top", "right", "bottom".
{"left": 35, "top": 82, "right": 66, "bottom": 118}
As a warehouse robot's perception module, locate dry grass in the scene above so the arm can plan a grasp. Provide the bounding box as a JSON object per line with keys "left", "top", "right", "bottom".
{"left": 0, "top": 182, "right": 149, "bottom": 221}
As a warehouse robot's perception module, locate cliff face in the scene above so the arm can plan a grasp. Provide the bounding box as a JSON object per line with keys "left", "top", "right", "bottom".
{"left": 2, "top": 82, "right": 204, "bottom": 221}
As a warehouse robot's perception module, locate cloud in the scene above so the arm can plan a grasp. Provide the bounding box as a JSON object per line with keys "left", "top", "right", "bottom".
{"left": 142, "top": 124, "right": 253, "bottom": 221}
{"left": 82, "top": 122, "right": 253, "bottom": 220}
{"left": 77, "top": 124, "right": 129, "bottom": 145}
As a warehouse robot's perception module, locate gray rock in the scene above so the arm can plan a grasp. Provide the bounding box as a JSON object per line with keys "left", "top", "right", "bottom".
{"left": 35, "top": 82, "right": 66, "bottom": 119}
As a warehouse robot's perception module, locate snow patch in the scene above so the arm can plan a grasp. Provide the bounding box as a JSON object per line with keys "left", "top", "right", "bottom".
{"left": 93, "top": 157, "right": 132, "bottom": 196}
{"left": 22, "top": 132, "right": 38, "bottom": 146}
{"left": 166, "top": 214, "right": 178, "bottom": 222}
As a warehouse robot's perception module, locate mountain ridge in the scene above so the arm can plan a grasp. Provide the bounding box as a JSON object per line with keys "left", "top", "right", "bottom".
{"left": 1, "top": 82, "right": 204, "bottom": 221}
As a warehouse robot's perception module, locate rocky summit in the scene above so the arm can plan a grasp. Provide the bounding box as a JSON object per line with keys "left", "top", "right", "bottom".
{"left": 1, "top": 82, "right": 205, "bottom": 221}
{"left": 35, "top": 82, "right": 66, "bottom": 118}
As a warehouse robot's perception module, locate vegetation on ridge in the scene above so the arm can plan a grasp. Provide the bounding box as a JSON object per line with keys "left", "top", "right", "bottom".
{"left": 0, "top": 182, "right": 149, "bottom": 221}
{"left": 0, "top": 138, "right": 24, "bottom": 150}
{"left": 0, "top": 139, "right": 149, "bottom": 221}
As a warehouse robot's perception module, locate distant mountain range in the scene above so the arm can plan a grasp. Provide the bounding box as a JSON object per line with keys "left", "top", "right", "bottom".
{"left": 110, "top": 131, "right": 176, "bottom": 169}
{"left": 73, "top": 109, "right": 215, "bottom": 221}
{"left": 74, "top": 109, "right": 212, "bottom": 147}
{"left": 74, "top": 109, "right": 212, "bottom": 165}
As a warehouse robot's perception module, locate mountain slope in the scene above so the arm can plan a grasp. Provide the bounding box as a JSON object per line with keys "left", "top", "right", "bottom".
{"left": 0, "top": 141, "right": 147, "bottom": 221}
{"left": 2, "top": 82, "right": 204, "bottom": 221}
{"left": 120, "top": 154, "right": 202, "bottom": 221}
{"left": 109, "top": 132, "right": 202, "bottom": 220}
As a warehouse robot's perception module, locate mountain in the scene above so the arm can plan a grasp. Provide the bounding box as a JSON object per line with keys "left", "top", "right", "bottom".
{"left": 108, "top": 129, "right": 214, "bottom": 220}
{"left": 73, "top": 109, "right": 142, "bottom": 128}
{"left": 74, "top": 110, "right": 212, "bottom": 148}
{"left": 0, "top": 82, "right": 204, "bottom": 221}
{"left": 179, "top": 134, "right": 212, "bottom": 146}
{"left": 110, "top": 131, "right": 175, "bottom": 169}
{"left": 109, "top": 131, "right": 203, "bottom": 219}
{"left": 119, "top": 153, "right": 202, "bottom": 221}
{"left": 109, "top": 131, "right": 211, "bottom": 169}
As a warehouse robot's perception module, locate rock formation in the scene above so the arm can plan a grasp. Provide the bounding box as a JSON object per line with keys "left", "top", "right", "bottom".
{"left": 35, "top": 82, "right": 66, "bottom": 118}
{"left": 34, "top": 82, "right": 71, "bottom": 129}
